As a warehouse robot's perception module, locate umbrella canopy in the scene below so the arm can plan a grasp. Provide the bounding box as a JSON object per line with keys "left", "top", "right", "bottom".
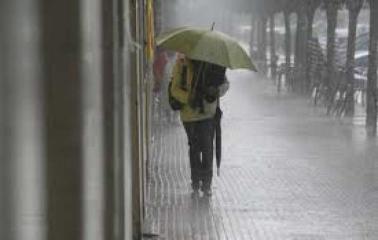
{"left": 156, "top": 26, "right": 257, "bottom": 71}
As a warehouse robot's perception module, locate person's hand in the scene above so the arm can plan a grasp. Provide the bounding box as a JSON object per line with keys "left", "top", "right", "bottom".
{"left": 207, "top": 86, "right": 219, "bottom": 97}
{"left": 205, "top": 86, "right": 219, "bottom": 103}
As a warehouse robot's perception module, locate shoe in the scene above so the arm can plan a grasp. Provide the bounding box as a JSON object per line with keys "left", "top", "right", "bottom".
{"left": 201, "top": 184, "right": 212, "bottom": 196}
{"left": 191, "top": 189, "right": 199, "bottom": 198}
{"left": 203, "top": 188, "right": 212, "bottom": 197}
{"left": 200, "top": 181, "right": 210, "bottom": 192}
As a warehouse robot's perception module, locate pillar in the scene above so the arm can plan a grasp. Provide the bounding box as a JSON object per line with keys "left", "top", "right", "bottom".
{"left": 1, "top": 1, "right": 44, "bottom": 240}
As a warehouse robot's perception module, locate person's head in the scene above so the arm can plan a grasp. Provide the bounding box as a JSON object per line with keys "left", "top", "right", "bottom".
{"left": 177, "top": 52, "right": 185, "bottom": 60}
{"left": 177, "top": 53, "right": 191, "bottom": 64}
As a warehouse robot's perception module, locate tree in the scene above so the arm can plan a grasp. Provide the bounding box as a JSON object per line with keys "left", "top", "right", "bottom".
{"left": 324, "top": 0, "right": 343, "bottom": 114}
{"left": 283, "top": 4, "right": 295, "bottom": 87}
{"left": 345, "top": 0, "right": 364, "bottom": 117}
{"left": 305, "top": 0, "right": 322, "bottom": 92}
{"left": 257, "top": 16, "right": 268, "bottom": 71}
{"left": 249, "top": 0, "right": 278, "bottom": 72}
{"left": 270, "top": 14, "right": 277, "bottom": 79}
{"left": 306, "top": 0, "right": 322, "bottom": 40}
{"left": 294, "top": 2, "right": 308, "bottom": 92}
{"left": 366, "top": 0, "right": 378, "bottom": 136}
{"left": 237, "top": 0, "right": 287, "bottom": 73}
{"left": 250, "top": 15, "right": 257, "bottom": 57}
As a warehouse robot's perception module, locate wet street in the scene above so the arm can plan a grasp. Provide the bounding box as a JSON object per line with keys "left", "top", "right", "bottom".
{"left": 145, "top": 70, "right": 378, "bottom": 240}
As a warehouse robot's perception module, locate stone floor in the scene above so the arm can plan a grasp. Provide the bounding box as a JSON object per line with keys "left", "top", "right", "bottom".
{"left": 145, "top": 70, "right": 378, "bottom": 240}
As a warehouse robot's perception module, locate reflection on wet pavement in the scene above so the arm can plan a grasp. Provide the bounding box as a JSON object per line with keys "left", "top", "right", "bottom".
{"left": 145, "top": 71, "right": 378, "bottom": 240}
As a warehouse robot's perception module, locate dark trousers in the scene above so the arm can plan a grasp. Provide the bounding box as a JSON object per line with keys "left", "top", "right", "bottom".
{"left": 183, "top": 118, "right": 215, "bottom": 190}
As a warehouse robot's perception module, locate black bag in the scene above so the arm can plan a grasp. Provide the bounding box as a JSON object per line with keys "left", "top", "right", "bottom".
{"left": 190, "top": 61, "right": 226, "bottom": 111}
{"left": 168, "top": 81, "right": 183, "bottom": 111}
{"left": 203, "top": 63, "right": 226, "bottom": 103}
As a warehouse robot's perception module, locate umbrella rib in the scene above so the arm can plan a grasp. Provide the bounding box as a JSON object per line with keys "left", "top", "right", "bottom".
{"left": 158, "top": 28, "right": 206, "bottom": 55}
{"left": 221, "top": 38, "right": 232, "bottom": 69}
{"left": 186, "top": 31, "right": 208, "bottom": 59}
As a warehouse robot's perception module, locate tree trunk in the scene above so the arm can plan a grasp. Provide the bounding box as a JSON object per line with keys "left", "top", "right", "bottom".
{"left": 294, "top": 13, "right": 300, "bottom": 70}
{"left": 366, "top": 0, "right": 378, "bottom": 136}
{"left": 325, "top": 3, "right": 338, "bottom": 113}
{"left": 305, "top": 7, "right": 316, "bottom": 93}
{"left": 307, "top": 0, "right": 321, "bottom": 39}
{"left": 284, "top": 11, "right": 292, "bottom": 79}
{"left": 307, "top": 10, "right": 316, "bottom": 41}
{"left": 294, "top": 10, "right": 307, "bottom": 92}
{"left": 250, "top": 15, "right": 256, "bottom": 58}
{"left": 345, "top": 10, "right": 360, "bottom": 116}
{"left": 257, "top": 19, "right": 263, "bottom": 58}
{"left": 262, "top": 17, "right": 268, "bottom": 72}
{"left": 257, "top": 17, "right": 268, "bottom": 72}
{"left": 345, "top": 0, "right": 364, "bottom": 117}
{"left": 270, "top": 14, "right": 277, "bottom": 79}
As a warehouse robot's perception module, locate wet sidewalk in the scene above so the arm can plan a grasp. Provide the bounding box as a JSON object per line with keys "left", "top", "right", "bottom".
{"left": 145, "top": 70, "right": 378, "bottom": 240}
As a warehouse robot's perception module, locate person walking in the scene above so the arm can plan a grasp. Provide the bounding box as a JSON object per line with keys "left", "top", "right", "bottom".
{"left": 170, "top": 55, "right": 229, "bottom": 196}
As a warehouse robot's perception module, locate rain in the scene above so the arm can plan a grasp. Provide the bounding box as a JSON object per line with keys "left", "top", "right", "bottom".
{"left": 148, "top": 0, "right": 378, "bottom": 239}
{"left": 0, "top": 1, "right": 378, "bottom": 240}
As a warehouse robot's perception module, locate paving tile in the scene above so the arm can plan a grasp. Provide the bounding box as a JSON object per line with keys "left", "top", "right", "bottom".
{"left": 145, "top": 71, "right": 378, "bottom": 240}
